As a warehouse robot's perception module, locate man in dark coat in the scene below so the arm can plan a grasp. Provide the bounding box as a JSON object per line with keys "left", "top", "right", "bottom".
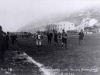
{"left": 0, "top": 26, "right": 6, "bottom": 62}
{"left": 78, "top": 30, "right": 84, "bottom": 45}
{"left": 54, "top": 31, "right": 59, "bottom": 46}
{"left": 5, "top": 32, "right": 10, "bottom": 49}
{"left": 10, "top": 34, "right": 16, "bottom": 45}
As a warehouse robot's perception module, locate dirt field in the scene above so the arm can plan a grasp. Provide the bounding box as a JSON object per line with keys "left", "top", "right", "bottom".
{"left": 0, "top": 33, "right": 100, "bottom": 75}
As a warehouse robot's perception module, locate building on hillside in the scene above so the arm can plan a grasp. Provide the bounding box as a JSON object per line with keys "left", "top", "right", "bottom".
{"left": 82, "top": 18, "right": 98, "bottom": 27}
{"left": 50, "top": 21, "right": 75, "bottom": 32}
{"left": 88, "top": 18, "right": 98, "bottom": 27}
{"left": 81, "top": 18, "right": 91, "bottom": 27}
{"left": 75, "top": 18, "right": 98, "bottom": 32}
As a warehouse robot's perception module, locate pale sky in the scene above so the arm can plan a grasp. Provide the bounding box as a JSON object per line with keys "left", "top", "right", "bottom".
{"left": 0, "top": 0, "right": 100, "bottom": 32}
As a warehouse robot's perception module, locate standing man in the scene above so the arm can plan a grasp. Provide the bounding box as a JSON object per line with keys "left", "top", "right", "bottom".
{"left": 10, "top": 34, "right": 16, "bottom": 45}
{"left": 78, "top": 30, "right": 84, "bottom": 45}
{"left": 36, "top": 31, "right": 43, "bottom": 48}
{"left": 0, "top": 26, "right": 6, "bottom": 62}
{"left": 47, "top": 31, "right": 53, "bottom": 45}
{"left": 61, "top": 30, "right": 68, "bottom": 49}
{"left": 54, "top": 31, "right": 59, "bottom": 46}
{"left": 5, "top": 32, "right": 10, "bottom": 49}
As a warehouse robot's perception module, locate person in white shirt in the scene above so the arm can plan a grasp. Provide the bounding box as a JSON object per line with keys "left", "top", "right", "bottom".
{"left": 35, "top": 31, "right": 43, "bottom": 48}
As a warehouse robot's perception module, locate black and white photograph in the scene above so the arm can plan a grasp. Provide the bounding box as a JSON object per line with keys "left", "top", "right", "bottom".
{"left": 0, "top": 0, "right": 100, "bottom": 75}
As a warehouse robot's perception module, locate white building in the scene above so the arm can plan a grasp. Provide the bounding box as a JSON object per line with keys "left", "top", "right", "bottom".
{"left": 52, "top": 21, "right": 75, "bottom": 32}
{"left": 75, "top": 18, "right": 98, "bottom": 32}
{"left": 82, "top": 18, "right": 98, "bottom": 27}
{"left": 89, "top": 18, "right": 98, "bottom": 26}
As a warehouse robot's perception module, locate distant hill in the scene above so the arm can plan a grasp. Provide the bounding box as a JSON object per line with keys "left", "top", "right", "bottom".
{"left": 62, "top": 4, "right": 100, "bottom": 26}
{"left": 17, "top": 4, "right": 100, "bottom": 33}
{"left": 17, "top": 14, "right": 66, "bottom": 33}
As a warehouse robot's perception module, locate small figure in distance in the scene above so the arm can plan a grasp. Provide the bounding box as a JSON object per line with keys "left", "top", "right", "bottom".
{"left": 47, "top": 31, "right": 53, "bottom": 45}
{"left": 5, "top": 32, "right": 10, "bottom": 49}
{"left": 78, "top": 29, "right": 84, "bottom": 45}
{"left": 10, "top": 34, "right": 16, "bottom": 45}
{"left": 36, "top": 31, "right": 43, "bottom": 48}
{"left": 54, "top": 31, "right": 59, "bottom": 46}
{"left": 61, "top": 29, "right": 68, "bottom": 49}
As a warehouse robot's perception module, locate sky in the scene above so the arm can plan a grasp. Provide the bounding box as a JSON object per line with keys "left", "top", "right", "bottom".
{"left": 0, "top": 0, "right": 100, "bottom": 32}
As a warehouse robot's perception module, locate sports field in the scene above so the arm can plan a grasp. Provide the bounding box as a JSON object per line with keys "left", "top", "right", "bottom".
{"left": 0, "top": 33, "right": 100, "bottom": 75}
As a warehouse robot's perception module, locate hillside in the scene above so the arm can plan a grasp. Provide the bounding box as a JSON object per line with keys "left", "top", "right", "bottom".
{"left": 17, "top": 14, "right": 66, "bottom": 33}
{"left": 17, "top": 4, "right": 100, "bottom": 33}
{"left": 62, "top": 4, "right": 100, "bottom": 26}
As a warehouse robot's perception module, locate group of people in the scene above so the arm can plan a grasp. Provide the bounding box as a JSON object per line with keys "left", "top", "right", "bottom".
{"left": 35, "top": 29, "right": 84, "bottom": 48}
{"left": 0, "top": 25, "right": 84, "bottom": 62}
{"left": 46, "top": 30, "right": 68, "bottom": 48}
{"left": 0, "top": 26, "right": 19, "bottom": 62}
